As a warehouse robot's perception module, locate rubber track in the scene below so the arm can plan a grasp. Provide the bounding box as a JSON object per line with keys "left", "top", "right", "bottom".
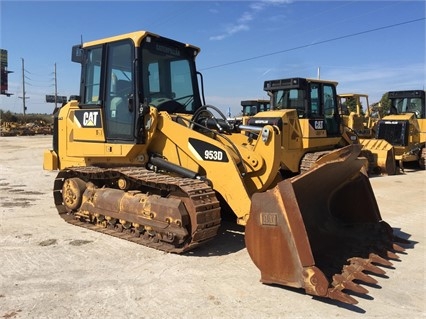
{"left": 53, "top": 166, "right": 221, "bottom": 253}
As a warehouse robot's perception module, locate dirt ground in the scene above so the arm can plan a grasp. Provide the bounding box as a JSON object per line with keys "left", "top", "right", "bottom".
{"left": 0, "top": 135, "right": 424, "bottom": 319}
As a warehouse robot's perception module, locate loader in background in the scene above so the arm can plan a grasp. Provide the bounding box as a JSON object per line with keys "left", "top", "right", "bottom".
{"left": 241, "top": 99, "right": 271, "bottom": 116}
{"left": 338, "top": 93, "right": 378, "bottom": 138}
{"left": 375, "top": 90, "right": 426, "bottom": 170}
{"left": 245, "top": 77, "right": 364, "bottom": 175}
{"left": 227, "top": 99, "right": 270, "bottom": 130}
{"left": 43, "top": 30, "right": 406, "bottom": 305}
{"left": 338, "top": 93, "right": 397, "bottom": 175}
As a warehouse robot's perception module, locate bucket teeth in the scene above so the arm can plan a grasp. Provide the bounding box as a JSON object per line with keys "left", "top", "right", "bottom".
{"left": 363, "top": 263, "right": 386, "bottom": 276}
{"left": 332, "top": 274, "right": 369, "bottom": 294}
{"left": 344, "top": 264, "right": 378, "bottom": 284}
{"left": 386, "top": 250, "right": 400, "bottom": 260}
{"left": 369, "top": 253, "right": 393, "bottom": 267}
{"left": 353, "top": 270, "right": 378, "bottom": 285}
{"left": 392, "top": 243, "right": 405, "bottom": 253}
{"left": 349, "top": 257, "right": 386, "bottom": 276}
{"left": 327, "top": 288, "right": 358, "bottom": 305}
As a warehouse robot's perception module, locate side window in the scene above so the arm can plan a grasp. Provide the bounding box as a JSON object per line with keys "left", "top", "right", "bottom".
{"left": 323, "top": 84, "right": 339, "bottom": 135}
{"left": 275, "top": 91, "right": 284, "bottom": 109}
{"left": 83, "top": 47, "right": 102, "bottom": 104}
{"left": 323, "top": 84, "right": 335, "bottom": 116}
{"left": 146, "top": 59, "right": 196, "bottom": 112}
{"left": 106, "top": 42, "right": 133, "bottom": 101}
{"left": 407, "top": 97, "right": 421, "bottom": 116}
{"left": 310, "top": 84, "right": 319, "bottom": 116}
{"left": 170, "top": 60, "right": 193, "bottom": 110}
{"left": 395, "top": 98, "right": 406, "bottom": 113}
{"left": 288, "top": 89, "right": 304, "bottom": 116}
{"left": 105, "top": 41, "right": 134, "bottom": 140}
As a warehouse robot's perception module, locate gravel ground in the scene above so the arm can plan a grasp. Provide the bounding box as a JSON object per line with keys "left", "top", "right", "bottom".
{"left": 0, "top": 135, "right": 424, "bottom": 319}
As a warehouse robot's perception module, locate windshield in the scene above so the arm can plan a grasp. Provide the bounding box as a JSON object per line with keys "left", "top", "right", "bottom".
{"left": 141, "top": 38, "right": 201, "bottom": 114}
{"left": 391, "top": 97, "right": 424, "bottom": 118}
{"left": 274, "top": 89, "right": 305, "bottom": 117}
{"left": 274, "top": 89, "right": 305, "bottom": 109}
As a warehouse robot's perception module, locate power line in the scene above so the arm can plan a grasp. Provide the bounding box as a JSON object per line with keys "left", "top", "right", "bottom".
{"left": 201, "top": 17, "right": 425, "bottom": 71}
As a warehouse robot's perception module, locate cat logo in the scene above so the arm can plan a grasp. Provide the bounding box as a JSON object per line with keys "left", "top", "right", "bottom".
{"left": 83, "top": 112, "right": 98, "bottom": 126}
{"left": 74, "top": 110, "right": 102, "bottom": 128}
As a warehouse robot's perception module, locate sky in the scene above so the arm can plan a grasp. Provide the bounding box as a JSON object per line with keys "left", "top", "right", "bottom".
{"left": 0, "top": 0, "right": 425, "bottom": 116}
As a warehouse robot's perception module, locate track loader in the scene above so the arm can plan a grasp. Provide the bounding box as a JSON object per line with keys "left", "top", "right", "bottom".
{"left": 227, "top": 99, "right": 270, "bottom": 131}
{"left": 43, "top": 31, "right": 405, "bottom": 305}
{"left": 376, "top": 90, "right": 426, "bottom": 170}
{"left": 338, "top": 93, "right": 378, "bottom": 138}
{"left": 338, "top": 93, "right": 396, "bottom": 175}
{"left": 241, "top": 99, "right": 271, "bottom": 116}
{"left": 248, "top": 78, "right": 363, "bottom": 175}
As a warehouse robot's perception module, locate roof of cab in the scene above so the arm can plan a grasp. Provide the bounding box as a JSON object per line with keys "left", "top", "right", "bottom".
{"left": 82, "top": 30, "right": 200, "bottom": 52}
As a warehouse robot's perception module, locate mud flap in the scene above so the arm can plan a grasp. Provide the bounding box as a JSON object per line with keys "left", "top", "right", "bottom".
{"left": 245, "top": 144, "right": 403, "bottom": 304}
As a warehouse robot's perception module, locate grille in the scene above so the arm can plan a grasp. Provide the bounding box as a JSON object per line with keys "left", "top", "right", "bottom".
{"left": 376, "top": 120, "right": 409, "bottom": 146}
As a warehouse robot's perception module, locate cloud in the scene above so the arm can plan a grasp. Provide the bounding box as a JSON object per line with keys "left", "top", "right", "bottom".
{"left": 209, "top": 0, "right": 291, "bottom": 41}
{"left": 238, "top": 12, "right": 253, "bottom": 23}
{"left": 209, "top": 23, "right": 250, "bottom": 41}
{"left": 324, "top": 63, "right": 425, "bottom": 103}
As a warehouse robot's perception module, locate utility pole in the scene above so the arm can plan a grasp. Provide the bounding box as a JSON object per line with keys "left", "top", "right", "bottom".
{"left": 18, "top": 58, "right": 29, "bottom": 121}
{"left": 54, "top": 63, "right": 58, "bottom": 110}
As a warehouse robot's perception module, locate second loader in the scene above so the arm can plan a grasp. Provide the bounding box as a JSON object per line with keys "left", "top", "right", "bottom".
{"left": 43, "top": 31, "right": 406, "bottom": 305}
{"left": 338, "top": 93, "right": 378, "bottom": 138}
{"left": 227, "top": 99, "right": 270, "bottom": 127}
{"left": 247, "top": 78, "right": 363, "bottom": 175}
{"left": 338, "top": 93, "right": 397, "bottom": 175}
{"left": 241, "top": 99, "right": 271, "bottom": 116}
{"left": 376, "top": 90, "right": 426, "bottom": 170}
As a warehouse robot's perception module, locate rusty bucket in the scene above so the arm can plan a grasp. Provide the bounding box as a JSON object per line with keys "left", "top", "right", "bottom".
{"left": 245, "top": 144, "right": 403, "bottom": 304}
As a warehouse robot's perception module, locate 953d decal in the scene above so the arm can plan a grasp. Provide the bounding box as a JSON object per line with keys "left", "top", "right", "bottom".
{"left": 188, "top": 138, "right": 229, "bottom": 162}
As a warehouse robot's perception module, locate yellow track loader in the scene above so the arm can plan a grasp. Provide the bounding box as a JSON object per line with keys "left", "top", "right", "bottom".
{"left": 338, "top": 93, "right": 378, "bottom": 138}
{"left": 247, "top": 78, "right": 360, "bottom": 175}
{"left": 227, "top": 99, "right": 270, "bottom": 133}
{"left": 376, "top": 90, "right": 426, "bottom": 170}
{"left": 338, "top": 93, "right": 396, "bottom": 175}
{"left": 43, "top": 31, "right": 405, "bottom": 305}
{"left": 241, "top": 99, "right": 271, "bottom": 116}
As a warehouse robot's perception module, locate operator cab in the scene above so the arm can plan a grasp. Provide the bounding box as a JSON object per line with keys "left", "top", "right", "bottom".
{"left": 264, "top": 77, "right": 341, "bottom": 136}
{"left": 388, "top": 90, "right": 425, "bottom": 119}
{"left": 71, "top": 31, "right": 203, "bottom": 142}
{"left": 241, "top": 100, "right": 271, "bottom": 116}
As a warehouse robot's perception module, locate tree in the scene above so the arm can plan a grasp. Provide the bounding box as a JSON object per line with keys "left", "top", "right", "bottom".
{"left": 340, "top": 96, "right": 364, "bottom": 115}
{"left": 344, "top": 97, "right": 357, "bottom": 114}
{"left": 379, "top": 92, "right": 391, "bottom": 118}
{"left": 0, "top": 109, "right": 52, "bottom": 124}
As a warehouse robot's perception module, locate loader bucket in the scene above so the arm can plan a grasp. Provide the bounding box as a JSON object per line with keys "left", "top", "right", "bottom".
{"left": 359, "top": 138, "right": 397, "bottom": 175}
{"left": 245, "top": 144, "right": 403, "bottom": 304}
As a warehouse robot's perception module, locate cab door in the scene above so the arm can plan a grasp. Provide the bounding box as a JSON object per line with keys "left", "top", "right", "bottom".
{"left": 76, "top": 41, "right": 136, "bottom": 143}
{"left": 104, "top": 40, "right": 135, "bottom": 141}
{"left": 309, "top": 83, "right": 340, "bottom": 136}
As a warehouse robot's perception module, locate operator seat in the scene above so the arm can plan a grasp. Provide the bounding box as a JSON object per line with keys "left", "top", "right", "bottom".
{"left": 110, "top": 80, "right": 131, "bottom": 114}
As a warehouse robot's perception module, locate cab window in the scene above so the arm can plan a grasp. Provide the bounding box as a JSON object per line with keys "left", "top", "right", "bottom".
{"left": 104, "top": 41, "right": 134, "bottom": 140}
{"left": 83, "top": 47, "right": 102, "bottom": 105}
